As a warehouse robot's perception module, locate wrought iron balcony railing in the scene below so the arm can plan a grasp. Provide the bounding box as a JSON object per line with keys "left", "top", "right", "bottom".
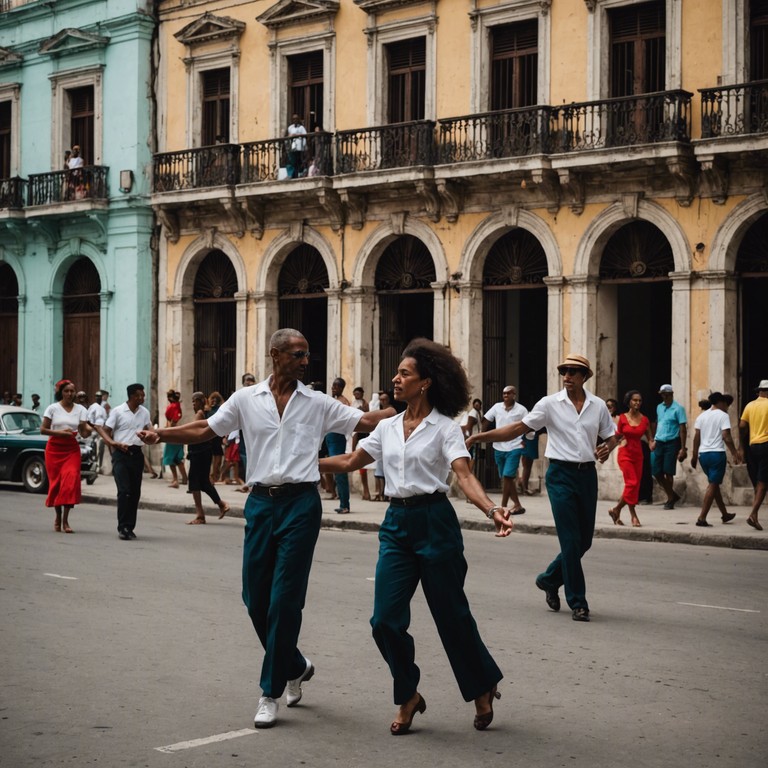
{"left": 153, "top": 144, "right": 240, "bottom": 192}
{"left": 551, "top": 90, "right": 692, "bottom": 152}
{"left": 700, "top": 79, "right": 768, "bottom": 138}
{"left": 335, "top": 120, "right": 435, "bottom": 174}
{"left": 27, "top": 166, "right": 109, "bottom": 206}
{"left": 241, "top": 132, "right": 333, "bottom": 183}
{"left": 436, "top": 106, "right": 556, "bottom": 163}
{"left": 0, "top": 177, "right": 27, "bottom": 210}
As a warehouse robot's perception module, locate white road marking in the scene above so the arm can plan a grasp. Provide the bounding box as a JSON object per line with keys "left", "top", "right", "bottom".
{"left": 677, "top": 602, "right": 759, "bottom": 613}
{"left": 155, "top": 728, "right": 258, "bottom": 754}
{"left": 44, "top": 573, "right": 78, "bottom": 580}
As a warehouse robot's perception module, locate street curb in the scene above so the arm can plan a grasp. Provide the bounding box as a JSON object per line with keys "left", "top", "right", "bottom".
{"left": 80, "top": 494, "right": 768, "bottom": 551}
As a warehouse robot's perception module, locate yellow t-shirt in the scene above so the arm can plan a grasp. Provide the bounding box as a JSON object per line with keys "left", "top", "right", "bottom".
{"left": 741, "top": 397, "right": 768, "bottom": 445}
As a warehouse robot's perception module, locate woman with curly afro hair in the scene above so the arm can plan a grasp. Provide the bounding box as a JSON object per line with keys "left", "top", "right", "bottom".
{"left": 320, "top": 338, "right": 513, "bottom": 735}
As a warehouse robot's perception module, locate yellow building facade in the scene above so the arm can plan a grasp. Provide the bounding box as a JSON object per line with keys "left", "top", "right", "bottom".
{"left": 152, "top": 0, "right": 766, "bottom": 487}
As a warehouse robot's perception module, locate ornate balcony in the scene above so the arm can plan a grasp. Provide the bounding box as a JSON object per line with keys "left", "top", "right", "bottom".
{"left": 27, "top": 166, "right": 109, "bottom": 207}
{"left": 241, "top": 132, "right": 333, "bottom": 183}
{"left": 436, "top": 106, "right": 555, "bottom": 163}
{"left": 551, "top": 90, "right": 692, "bottom": 152}
{"left": 0, "top": 177, "right": 27, "bottom": 210}
{"left": 334, "top": 120, "right": 435, "bottom": 174}
{"left": 700, "top": 80, "right": 768, "bottom": 138}
{"left": 153, "top": 144, "right": 240, "bottom": 192}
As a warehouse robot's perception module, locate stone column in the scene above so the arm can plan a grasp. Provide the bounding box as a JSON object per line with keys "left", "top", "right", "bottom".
{"left": 669, "top": 271, "right": 692, "bottom": 411}
{"left": 431, "top": 281, "right": 450, "bottom": 346}
{"left": 235, "top": 290, "right": 248, "bottom": 382}
{"left": 42, "top": 294, "right": 63, "bottom": 390}
{"left": 543, "top": 276, "right": 565, "bottom": 394}
{"left": 454, "top": 279, "right": 483, "bottom": 398}
{"left": 568, "top": 275, "right": 598, "bottom": 365}
{"left": 253, "top": 290, "right": 279, "bottom": 380}
{"left": 701, "top": 270, "right": 738, "bottom": 396}
{"left": 346, "top": 286, "right": 376, "bottom": 394}
{"left": 325, "top": 287, "right": 343, "bottom": 382}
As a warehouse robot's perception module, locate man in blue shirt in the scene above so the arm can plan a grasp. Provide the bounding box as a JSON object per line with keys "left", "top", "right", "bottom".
{"left": 651, "top": 384, "right": 688, "bottom": 509}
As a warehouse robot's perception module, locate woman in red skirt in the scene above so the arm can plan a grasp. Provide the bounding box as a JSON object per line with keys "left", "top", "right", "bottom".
{"left": 41, "top": 379, "right": 92, "bottom": 532}
{"left": 609, "top": 390, "right": 654, "bottom": 528}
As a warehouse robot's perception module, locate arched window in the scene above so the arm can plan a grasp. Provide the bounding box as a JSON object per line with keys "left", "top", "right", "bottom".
{"left": 62, "top": 258, "right": 100, "bottom": 397}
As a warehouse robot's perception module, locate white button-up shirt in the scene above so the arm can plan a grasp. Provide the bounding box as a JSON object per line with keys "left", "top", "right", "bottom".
{"left": 87, "top": 402, "right": 107, "bottom": 426}
{"left": 523, "top": 389, "right": 615, "bottom": 463}
{"left": 483, "top": 401, "right": 529, "bottom": 451}
{"left": 105, "top": 402, "right": 152, "bottom": 445}
{"left": 207, "top": 376, "right": 362, "bottom": 486}
{"left": 360, "top": 408, "right": 469, "bottom": 498}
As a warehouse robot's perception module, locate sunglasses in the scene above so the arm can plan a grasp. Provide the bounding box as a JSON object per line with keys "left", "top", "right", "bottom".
{"left": 559, "top": 367, "right": 585, "bottom": 376}
{"left": 287, "top": 350, "right": 310, "bottom": 360}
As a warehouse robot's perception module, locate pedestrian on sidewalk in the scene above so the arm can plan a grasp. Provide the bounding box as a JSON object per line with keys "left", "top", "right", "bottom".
{"left": 163, "top": 390, "right": 188, "bottom": 488}
{"left": 468, "top": 354, "right": 618, "bottom": 622}
{"left": 93, "top": 383, "right": 152, "bottom": 540}
{"left": 137, "top": 329, "right": 394, "bottom": 728}
{"left": 738, "top": 379, "right": 768, "bottom": 531}
{"left": 651, "top": 384, "right": 688, "bottom": 509}
{"left": 320, "top": 339, "right": 513, "bottom": 735}
{"left": 186, "top": 391, "right": 230, "bottom": 524}
{"left": 691, "top": 392, "right": 740, "bottom": 527}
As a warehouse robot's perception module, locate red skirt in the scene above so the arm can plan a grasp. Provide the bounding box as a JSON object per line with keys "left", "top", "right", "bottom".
{"left": 225, "top": 441, "right": 240, "bottom": 463}
{"left": 45, "top": 435, "right": 82, "bottom": 508}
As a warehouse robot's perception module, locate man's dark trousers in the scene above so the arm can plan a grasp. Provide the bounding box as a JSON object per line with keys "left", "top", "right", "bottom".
{"left": 111, "top": 447, "right": 144, "bottom": 533}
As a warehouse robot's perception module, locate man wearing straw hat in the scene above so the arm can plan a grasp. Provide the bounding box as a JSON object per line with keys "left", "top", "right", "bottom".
{"left": 467, "top": 354, "right": 617, "bottom": 622}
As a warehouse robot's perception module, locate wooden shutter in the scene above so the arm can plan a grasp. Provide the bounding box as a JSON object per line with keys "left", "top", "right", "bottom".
{"left": 289, "top": 51, "right": 324, "bottom": 130}
{"left": 490, "top": 20, "right": 538, "bottom": 110}
{"left": 202, "top": 69, "right": 231, "bottom": 146}
{"left": 609, "top": 1, "right": 665, "bottom": 96}
{"left": 387, "top": 38, "right": 426, "bottom": 123}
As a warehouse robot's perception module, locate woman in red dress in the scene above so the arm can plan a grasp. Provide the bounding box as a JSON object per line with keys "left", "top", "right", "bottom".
{"left": 609, "top": 390, "right": 654, "bottom": 528}
{"left": 41, "top": 379, "right": 92, "bottom": 532}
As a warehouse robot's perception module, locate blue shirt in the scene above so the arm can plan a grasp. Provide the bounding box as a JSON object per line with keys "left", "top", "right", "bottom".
{"left": 654, "top": 400, "right": 687, "bottom": 441}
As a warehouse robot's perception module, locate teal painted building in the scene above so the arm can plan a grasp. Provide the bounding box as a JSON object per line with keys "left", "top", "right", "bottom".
{"left": 0, "top": 0, "right": 156, "bottom": 410}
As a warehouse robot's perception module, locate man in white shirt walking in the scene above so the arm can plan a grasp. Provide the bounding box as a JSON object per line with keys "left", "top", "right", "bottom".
{"left": 468, "top": 355, "right": 617, "bottom": 622}
{"left": 138, "top": 329, "right": 393, "bottom": 728}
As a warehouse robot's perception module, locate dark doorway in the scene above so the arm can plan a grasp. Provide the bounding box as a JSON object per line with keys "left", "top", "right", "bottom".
{"left": 69, "top": 86, "right": 94, "bottom": 165}
{"left": 201, "top": 68, "right": 230, "bottom": 146}
{"left": 278, "top": 245, "right": 329, "bottom": 386}
{"left": 194, "top": 250, "right": 237, "bottom": 398}
{"left": 601, "top": 221, "right": 674, "bottom": 417}
{"left": 62, "top": 258, "right": 100, "bottom": 396}
{"left": 481, "top": 229, "right": 548, "bottom": 488}
{"left": 376, "top": 236, "right": 435, "bottom": 389}
{"left": 0, "top": 262, "right": 18, "bottom": 394}
{"left": 289, "top": 51, "right": 324, "bottom": 131}
{"left": 735, "top": 212, "right": 768, "bottom": 410}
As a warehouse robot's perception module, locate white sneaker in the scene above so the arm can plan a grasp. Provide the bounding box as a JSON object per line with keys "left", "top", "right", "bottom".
{"left": 286, "top": 657, "right": 315, "bottom": 707}
{"left": 254, "top": 696, "right": 278, "bottom": 728}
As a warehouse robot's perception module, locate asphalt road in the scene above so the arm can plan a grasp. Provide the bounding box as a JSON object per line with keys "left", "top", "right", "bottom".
{"left": 1, "top": 490, "right": 766, "bottom": 768}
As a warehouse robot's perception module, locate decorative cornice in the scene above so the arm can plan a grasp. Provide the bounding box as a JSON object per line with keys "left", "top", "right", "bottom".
{"left": 39, "top": 28, "right": 109, "bottom": 57}
{"left": 257, "top": 1, "right": 340, "bottom": 30}
{"left": 174, "top": 13, "right": 246, "bottom": 47}
{"left": 355, "top": 0, "right": 430, "bottom": 12}
{"left": 0, "top": 47, "right": 23, "bottom": 68}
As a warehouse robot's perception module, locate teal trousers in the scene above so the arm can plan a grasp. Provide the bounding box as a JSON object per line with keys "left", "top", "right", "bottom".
{"left": 371, "top": 496, "right": 503, "bottom": 704}
{"left": 241, "top": 487, "right": 322, "bottom": 698}
{"left": 538, "top": 461, "right": 598, "bottom": 611}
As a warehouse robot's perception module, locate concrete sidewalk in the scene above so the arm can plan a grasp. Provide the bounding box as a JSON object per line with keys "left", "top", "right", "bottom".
{"left": 81, "top": 469, "right": 768, "bottom": 551}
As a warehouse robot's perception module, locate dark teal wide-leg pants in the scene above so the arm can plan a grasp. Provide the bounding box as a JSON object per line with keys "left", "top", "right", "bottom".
{"left": 371, "top": 497, "right": 503, "bottom": 704}
{"left": 538, "top": 462, "right": 598, "bottom": 611}
{"left": 241, "top": 488, "right": 322, "bottom": 698}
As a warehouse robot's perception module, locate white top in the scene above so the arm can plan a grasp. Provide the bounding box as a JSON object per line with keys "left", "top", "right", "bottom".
{"left": 87, "top": 402, "right": 107, "bottom": 426}
{"left": 359, "top": 408, "right": 469, "bottom": 498}
{"left": 287, "top": 123, "right": 307, "bottom": 152}
{"left": 484, "top": 401, "right": 529, "bottom": 450}
{"left": 207, "top": 376, "right": 362, "bottom": 486}
{"left": 459, "top": 407, "right": 482, "bottom": 435}
{"left": 105, "top": 402, "right": 152, "bottom": 445}
{"left": 694, "top": 408, "right": 732, "bottom": 453}
{"left": 524, "top": 389, "right": 615, "bottom": 463}
{"left": 68, "top": 156, "right": 84, "bottom": 169}
{"left": 227, "top": 429, "right": 240, "bottom": 442}
{"left": 351, "top": 398, "right": 367, "bottom": 411}
{"left": 43, "top": 402, "right": 87, "bottom": 432}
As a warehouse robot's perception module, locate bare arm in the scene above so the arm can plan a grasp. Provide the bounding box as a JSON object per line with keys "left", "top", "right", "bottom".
{"left": 467, "top": 419, "right": 528, "bottom": 448}
{"left": 138, "top": 419, "right": 216, "bottom": 445}
{"left": 738, "top": 420, "right": 749, "bottom": 462}
{"left": 691, "top": 428, "right": 701, "bottom": 469}
{"left": 451, "top": 457, "right": 513, "bottom": 537}
{"left": 678, "top": 423, "right": 688, "bottom": 461}
{"left": 594, "top": 434, "right": 620, "bottom": 463}
{"left": 319, "top": 446, "right": 374, "bottom": 474}
{"left": 723, "top": 429, "right": 740, "bottom": 464}
{"left": 40, "top": 416, "right": 76, "bottom": 439}
{"left": 356, "top": 406, "right": 396, "bottom": 433}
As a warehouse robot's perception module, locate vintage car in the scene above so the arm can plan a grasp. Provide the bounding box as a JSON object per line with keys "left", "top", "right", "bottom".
{"left": 0, "top": 405, "right": 98, "bottom": 493}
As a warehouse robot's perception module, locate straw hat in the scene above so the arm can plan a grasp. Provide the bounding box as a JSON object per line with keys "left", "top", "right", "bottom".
{"left": 557, "top": 354, "right": 593, "bottom": 380}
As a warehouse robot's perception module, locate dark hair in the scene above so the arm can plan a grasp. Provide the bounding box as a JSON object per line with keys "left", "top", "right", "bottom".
{"left": 708, "top": 391, "right": 734, "bottom": 406}
{"left": 622, "top": 390, "right": 642, "bottom": 409}
{"left": 605, "top": 398, "right": 619, "bottom": 412}
{"left": 698, "top": 399, "right": 711, "bottom": 411}
{"left": 333, "top": 377, "right": 346, "bottom": 389}
{"left": 54, "top": 379, "right": 73, "bottom": 401}
{"left": 127, "top": 383, "right": 144, "bottom": 398}
{"left": 400, "top": 338, "right": 470, "bottom": 418}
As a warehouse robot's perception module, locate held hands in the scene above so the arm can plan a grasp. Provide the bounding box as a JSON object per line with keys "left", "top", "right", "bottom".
{"left": 594, "top": 443, "right": 612, "bottom": 463}
{"left": 491, "top": 507, "right": 514, "bottom": 538}
{"left": 137, "top": 429, "right": 160, "bottom": 445}
{"left": 465, "top": 434, "right": 478, "bottom": 450}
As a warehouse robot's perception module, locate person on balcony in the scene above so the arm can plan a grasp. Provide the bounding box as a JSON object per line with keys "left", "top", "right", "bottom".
{"left": 285, "top": 114, "right": 306, "bottom": 178}
{"left": 67, "top": 145, "right": 86, "bottom": 199}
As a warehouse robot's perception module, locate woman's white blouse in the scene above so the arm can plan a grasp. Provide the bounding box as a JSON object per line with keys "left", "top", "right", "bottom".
{"left": 359, "top": 408, "right": 470, "bottom": 498}
{"left": 43, "top": 402, "right": 87, "bottom": 432}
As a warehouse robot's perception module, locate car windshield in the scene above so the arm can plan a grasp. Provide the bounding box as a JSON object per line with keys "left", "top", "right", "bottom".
{"left": 2, "top": 411, "right": 43, "bottom": 433}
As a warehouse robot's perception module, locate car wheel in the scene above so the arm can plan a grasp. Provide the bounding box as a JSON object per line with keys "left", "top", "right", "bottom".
{"left": 22, "top": 455, "right": 48, "bottom": 494}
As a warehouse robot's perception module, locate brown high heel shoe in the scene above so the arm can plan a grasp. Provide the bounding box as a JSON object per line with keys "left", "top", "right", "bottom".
{"left": 474, "top": 687, "right": 501, "bottom": 731}
{"left": 390, "top": 693, "right": 426, "bottom": 735}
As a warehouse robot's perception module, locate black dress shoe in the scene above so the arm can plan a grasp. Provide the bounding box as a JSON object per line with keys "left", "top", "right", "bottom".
{"left": 118, "top": 529, "right": 130, "bottom": 540}
{"left": 128, "top": 530, "right": 137, "bottom": 539}
{"left": 572, "top": 608, "right": 590, "bottom": 622}
{"left": 535, "top": 577, "right": 560, "bottom": 612}
{"left": 695, "top": 519, "right": 712, "bottom": 527}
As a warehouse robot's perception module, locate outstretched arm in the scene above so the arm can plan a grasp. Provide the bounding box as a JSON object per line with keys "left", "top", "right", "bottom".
{"left": 466, "top": 420, "right": 528, "bottom": 448}
{"left": 138, "top": 419, "right": 216, "bottom": 445}
{"left": 319, "top": 447, "right": 374, "bottom": 474}
{"left": 355, "top": 406, "right": 396, "bottom": 433}
{"left": 451, "top": 457, "right": 513, "bottom": 537}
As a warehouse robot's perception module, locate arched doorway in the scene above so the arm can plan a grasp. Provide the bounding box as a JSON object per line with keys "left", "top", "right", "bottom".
{"left": 599, "top": 221, "right": 673, "bottom": 410}
{"left": 735, "top": 212, "right": 768, "bottom": 409}
{"left": 481, "top": 229, "right": 548, "bottom": 487}
{"left": 278, "top": 244, "right": 329, "bottom": 387}
{"left": 194, "top": 250, "right": 237, "bottom": 397}
{"left": 0, "top": 263, "right": 18, "bottom": 396}
{"left": 376, "top": 235, "right": 435, "bottom": 388}
{"left": 62, "top": 258, "right": 100, "bottom": 396}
